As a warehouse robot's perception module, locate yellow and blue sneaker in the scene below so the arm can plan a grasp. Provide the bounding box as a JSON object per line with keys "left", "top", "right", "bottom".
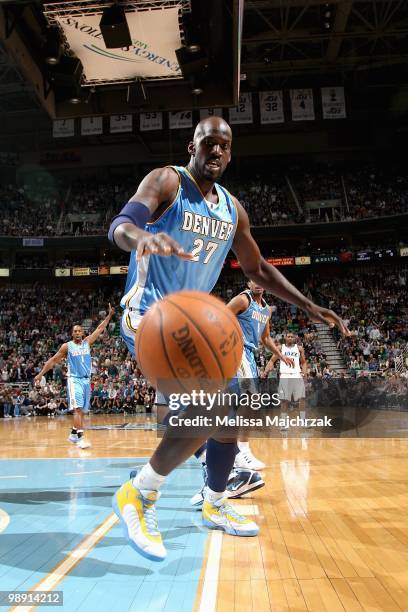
{"left": 202, "top": 496, "right": 259, "bottom": 536}
{"left": 112, "top": 479, "right": 166, "bottom": 561}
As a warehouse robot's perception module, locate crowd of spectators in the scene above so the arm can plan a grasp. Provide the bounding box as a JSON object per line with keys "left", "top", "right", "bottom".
{"left": 310, "top": 267, "right": 407, "bottom": 376}
{"left": 0, "top": 163, "right": 406, "bottom": 237}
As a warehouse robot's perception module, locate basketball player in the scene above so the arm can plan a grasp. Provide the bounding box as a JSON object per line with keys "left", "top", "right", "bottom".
{"left": 228, "top": 280, "right": 294, "bottom": 469}
{"left": 34, "top": 305, "right": 114, "bottom": 449}
{"left": 262, "top": 331, "right": 307, "bottom": 420}
{"left": 108, "top": 116, "right": 349, "bottom": 561}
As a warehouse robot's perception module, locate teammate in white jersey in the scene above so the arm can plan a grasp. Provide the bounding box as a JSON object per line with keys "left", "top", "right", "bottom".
{"left": 262, "top": 331, "right": 307, "bottom": 419}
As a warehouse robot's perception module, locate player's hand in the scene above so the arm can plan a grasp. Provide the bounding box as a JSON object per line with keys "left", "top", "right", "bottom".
{"left": 282, "top": 356, "right": 295, "bottom": 368}
{"left": 260, "top": 369, "right": 269, "bottom": 379}
{"left": 108, "top": 303, "right": 115, "bottom": 318}
{"left": 305, "top": 304, "right": 351, "bottom": 336}
{"left": 33, "top": 375, "right": 41, "bottom": 386}
{"left": 136, "top": 231, "right": 193, "bottom": 262}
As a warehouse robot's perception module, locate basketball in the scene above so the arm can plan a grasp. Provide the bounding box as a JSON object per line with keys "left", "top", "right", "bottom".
{"left": 135, "top": 290, "right": 243, "bottom": 396}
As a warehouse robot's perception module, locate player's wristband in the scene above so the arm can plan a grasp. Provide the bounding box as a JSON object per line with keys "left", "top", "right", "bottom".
{"left": 108, "top": 201, "right": 151, "bottom": 245}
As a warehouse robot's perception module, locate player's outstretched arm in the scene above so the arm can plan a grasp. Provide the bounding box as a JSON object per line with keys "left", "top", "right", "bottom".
{"left": 108, "top": 167, "right": 192, "bottom": 261}
{"left": 261, "top": 320, "right": 294, "bottom": 368}
{"left": 34, "top": 343, "right": 68, "bottom": 385}
{"left": 232, "top": 199, "right": 350, "bottom": 336}
{"left": 85, "top": 303, "right": 115, "bottom": 346}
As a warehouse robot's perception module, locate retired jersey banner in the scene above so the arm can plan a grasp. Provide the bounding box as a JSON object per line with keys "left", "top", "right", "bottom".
{"left": 0, "top": 268, "right": 10, "bottom": 277}
{"left": 259, "top": 91, "right": 284, "bottom": 124}
{"left": 81, "top": 117, "right": 103, "bottom": 135}
{"left": 290, "top": 89, "right": 315, "bottom": 121}
{"left": 53, "top": 119, "right": 75, "bottom": 138}
{"left": 321, "top": 87, "right": 346, "bottom": 119}
{"left": 229, "top": 93, "right": 253, "bottom": 124}
{"left": 55, "top": 9, "right": 181, "bottom": 83}
{"left": 199, "top": 108, "right": 223, "bottom": 120}
{"left": 169, "top": 111, "right": 192, "bottom": 130}
{"left": 400, "top": 247, "right": 408, "bottom": 257}
{"left": 140, "top": 112, "right": 163, "bottom": 132}
{"left": 110, "top": 115, "right": 132, "bottom": 133}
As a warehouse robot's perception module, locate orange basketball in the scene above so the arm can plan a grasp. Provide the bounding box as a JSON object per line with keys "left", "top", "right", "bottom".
{"left": 135, "top": 290, "right": 243, "bottom": 396}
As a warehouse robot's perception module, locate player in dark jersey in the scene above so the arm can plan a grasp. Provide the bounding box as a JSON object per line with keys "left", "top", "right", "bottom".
{"left": 109, "top": 116, "right": 349, "bottom": 561}
{"left": 34, "top": 305, "right": 114, "bottom": 449}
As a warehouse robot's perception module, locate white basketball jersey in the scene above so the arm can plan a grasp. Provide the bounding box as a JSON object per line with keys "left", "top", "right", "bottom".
{"left": 280, "top": 344, "right": 302, "bottom": 378}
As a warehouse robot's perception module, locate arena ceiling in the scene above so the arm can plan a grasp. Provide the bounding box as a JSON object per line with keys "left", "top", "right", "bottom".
{"left": 0, "top": 0, "right": 406, "bottom": 151}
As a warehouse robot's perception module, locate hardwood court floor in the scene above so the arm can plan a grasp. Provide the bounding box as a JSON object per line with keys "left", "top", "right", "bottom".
{"left": 1, "top": 415, "right": 407, "bottom": 611}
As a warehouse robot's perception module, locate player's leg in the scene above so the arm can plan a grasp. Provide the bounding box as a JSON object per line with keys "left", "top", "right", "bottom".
{"left": 234, "top": 349, "right": 266, "bottom": 470}
{"left": 114, "top": 317, "right": 257, "bottom": 562}
{"left": 76, "top": 381, "right": 91, "bottom": 449}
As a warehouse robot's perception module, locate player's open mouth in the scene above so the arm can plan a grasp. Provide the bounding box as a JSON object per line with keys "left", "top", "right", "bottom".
{"left": 206, "top": 160, "right": 220, "bottom": 169}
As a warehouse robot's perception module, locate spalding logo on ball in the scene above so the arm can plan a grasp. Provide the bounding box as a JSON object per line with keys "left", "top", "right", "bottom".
{"left": 135, "top": 290, "right": 243, "bottom": 396}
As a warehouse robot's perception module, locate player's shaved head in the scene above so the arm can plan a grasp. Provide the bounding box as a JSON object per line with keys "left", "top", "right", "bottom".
{"left": 187, "top": 116, "right": 232, "bottom": 183}
{"left": 193, "top": 116, "right": 232, "bottom": 143}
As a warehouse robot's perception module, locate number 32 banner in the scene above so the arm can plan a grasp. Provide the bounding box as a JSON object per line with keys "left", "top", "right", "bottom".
{"left": 259, "top": 91, "right": 284, "bottom": 124}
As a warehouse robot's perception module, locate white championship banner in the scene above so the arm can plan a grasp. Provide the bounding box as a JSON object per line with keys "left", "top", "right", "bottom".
{"left": 321, "top": 87, "right": 346, "bottom": 119}
{"left": 81, "top": 117, "right": 103, "bottom": 136}
{"left": 259, "top": 91, "right": 284, "bottom": 124}
{"left": 290, "top": 89, "right": 315, "bottom": 121}
{"left": 140, "top": 112, "right": 163, "bottom": 132}
{"left": 169, "top": 111, "right": 192, "bottom": 130}
{"left": 55, "top": 9, "right": 181, "bottom": 82}
{"left": 229, "top": 93, "right": 253, "bottom": 124}
{"left": 199, "top": 108, "right": 223, "bottom": 120}
{"left": 110, "top": 114, "right": 132, "bottom": 133}
{"left": 53, "top": 119, "right": 75, "bottom": 138}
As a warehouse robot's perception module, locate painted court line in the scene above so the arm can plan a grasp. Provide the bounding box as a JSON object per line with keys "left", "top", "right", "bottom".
{"left": 10, "top": 513, "right": 118, "bottom": 612}
{"left": 0, "top": 475, "right": 27, "bottom": 480}
{"left": 198, "top": 530, "right": 223, "bottom": 612}
{"left": 64, "top": 470, "right": 105, "bottom": 476}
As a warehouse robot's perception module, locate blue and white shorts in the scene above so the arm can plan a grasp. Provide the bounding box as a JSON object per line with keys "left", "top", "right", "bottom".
{"left": 67, "top": 377, "right": 91, "bottom": 412}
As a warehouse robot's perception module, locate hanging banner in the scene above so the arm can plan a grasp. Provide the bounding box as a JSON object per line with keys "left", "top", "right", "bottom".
{"left": 199, "top": 108, "right": 223, "bottom": 120}
{"left": 290, "top": 89, "right": 315, "bottom": 121}
{"left": 81, "top": 116, "right": 103, "bottom": 135}
{"left": 229, "top": 93, "right": 253, "bottom": 124}
{"left": 53, "top": 119, "right": 75, "bottom": 138}
{"left": 259, "top": 91, "right": 284, "bottom": 124}
{"left": 321, "top": 87, "right": 346, "bottom": 119}
{"left": 400, "top": 247, "right": 408, "bottom": 257}
{"left": 0, "top": 268, "right": 10, "bottom": 277}
{"left": 55, "top": 9, "right": 181, "bottom": 83}
{"left": 110, "top": 115, "right": 133, "bottom": 133}
{"left": 140, "top": 112, "right": 163, "bottom": 131}
{"left": 169, "top": 111, "right": 192, "bottom": 130}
